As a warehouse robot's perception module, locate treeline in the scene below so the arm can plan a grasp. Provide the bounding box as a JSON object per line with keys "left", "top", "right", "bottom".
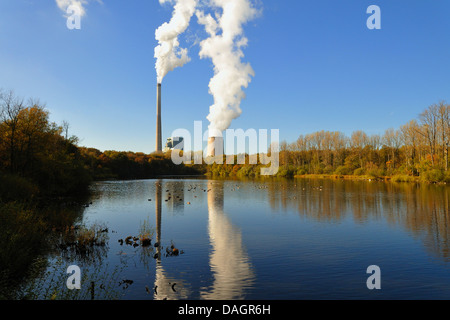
{"left": 79, "top": 147, "right": 202, "bottom": 181}
{"left": 278, "top": 100, "right": 450, "bottom": 182}
{"left": 3, "top": 86, "right": 450, "bottom": 203}
{"left": 207, "top": 101, "right": 450, "bottom": 183}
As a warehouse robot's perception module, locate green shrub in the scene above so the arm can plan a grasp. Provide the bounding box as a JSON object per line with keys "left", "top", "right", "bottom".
{"left": 353, "top": 168, "right": 365, "bottom": 176}
{"left": 444, "top": 171, "right": 450, "bottom": 183}
{"left": 0, "top": 173, "right": 39, "bottom": 202}
{"left": 366, "top": 168, "right": 384, "bottom": 178}
{"left": 323, "top": 166, "right": 334, "bottom": 174}
{"left": 421, "top": 169, "right": 445, "bottom": 183}
{"left": 391, "top": 174, "right": 415, "bottom": 182}
{"left": 0, "top": 202, "right": 47, "bottom": 280}
{"left": 276, "top": 166, "right": 295, "bottom": 178}
{"left": 334, "top": 166, "right": 352, "bottom": 176}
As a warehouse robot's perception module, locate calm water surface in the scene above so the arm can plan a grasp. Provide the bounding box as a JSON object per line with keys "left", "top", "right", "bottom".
{"left": 48, "top": 178, "right": 450, "bottom": 299}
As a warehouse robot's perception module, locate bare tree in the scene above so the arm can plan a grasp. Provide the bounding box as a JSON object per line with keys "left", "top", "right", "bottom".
{"left": 351, "top": 130, "right": 368, "bottom": 168}
{"left": 400, "top": 120, "right": 420, "bottom": 170}
{"left": 418, "top": 104, "right": 439, "bottom": 166}
{"left": 436, "top": 101, "right": 449, "bottom": 170}
{"left": 0, "top": 90, "right": 24, "bottom": 173}
{"left": 62, "top": 120, "right": 70, "bottom": 140}
{"left": 383, "top": 128, "right": 402, "bottom": 169}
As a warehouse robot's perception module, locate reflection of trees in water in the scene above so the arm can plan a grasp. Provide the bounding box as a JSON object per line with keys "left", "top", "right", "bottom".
{"left": 0, "top": 200, "right": 88, "bottom": 299}
{"left": 267, "top": 179, "right": 450, "bottom": 262}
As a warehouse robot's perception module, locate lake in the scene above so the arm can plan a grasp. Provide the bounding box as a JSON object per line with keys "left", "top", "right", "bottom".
{"left": 22, "top": 177, "right": 450, "bottom": 300}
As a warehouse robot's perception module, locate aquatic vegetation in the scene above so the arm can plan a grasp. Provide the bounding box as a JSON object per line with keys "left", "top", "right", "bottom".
{"left": 138, "top": 217, "right": 155, "bottom": 246}
{"left": 18, "top": 257, "right": 128, "bottom": 300}
{"left": 56, "top": 222, "right": 109, "bottom": 264}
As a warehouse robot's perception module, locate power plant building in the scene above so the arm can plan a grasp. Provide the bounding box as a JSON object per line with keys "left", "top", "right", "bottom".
{"left": 163, "top": 137, "right": 184, "bottom": 153}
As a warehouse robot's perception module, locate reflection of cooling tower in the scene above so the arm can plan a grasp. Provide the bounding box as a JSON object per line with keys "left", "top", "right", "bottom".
{"left": 207, "top": 181, "right": 224, "bottom": 211}
{"left": 207, "top": 136, "right": 224, "bottom": 157}
{"left": 201, "top": 181, "right": 254, "bottom": 299}
{"left": 156, "top": 83, "right": 162, "bottom": 152}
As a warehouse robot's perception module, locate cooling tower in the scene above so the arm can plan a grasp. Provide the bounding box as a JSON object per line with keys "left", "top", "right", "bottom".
{"left": 156, "top": 83, "right": 162, "bottom": 152}
{"left": 207, "top": 136, "right": 224, "bottom": 158}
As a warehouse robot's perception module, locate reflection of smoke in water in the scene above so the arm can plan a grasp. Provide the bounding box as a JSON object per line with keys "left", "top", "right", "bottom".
{"left": 201, "top": 181, "right": 254, "bottom": 299}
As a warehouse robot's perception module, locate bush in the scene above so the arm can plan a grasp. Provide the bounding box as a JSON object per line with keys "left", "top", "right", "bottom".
{"left": 391, "top": 174, "right": 415, "bottom": 182}
{"left": 334, "top": 166, "right": 352, "bottom": 176}
{"left": 366, "top": 168, "right": 384, "bottom": 178}
{"left": 445, "top": 171, "right": 450, "bottom": 183}
{"left": 421, "top": 169, "right": 445, "bottom": 183}
{"left": 276, "top": 166, "right": 295, "bottom": 178}
{"left": 0, "top": 202, "right": 47, "bottom": 281}
{"left": 0, "top": 173, "right": 39, "bottom": 202}
{"left": 323, "top": 166, "right": 334, "bottom": 174}
{"left": 353, "top": 168, "right": 365, "bottom": 176}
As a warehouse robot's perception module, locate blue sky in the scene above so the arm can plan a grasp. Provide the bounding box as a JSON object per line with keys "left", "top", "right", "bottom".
{"left": 0, "top": 0, "right": 449, "bottom": 153}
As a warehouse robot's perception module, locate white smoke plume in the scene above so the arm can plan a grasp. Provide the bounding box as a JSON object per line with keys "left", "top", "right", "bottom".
{"left": 197, "top": 0, "right": 257, "bottom": 137}
{"left": 55, "top": 0, "right": 88, "bottom": 17}
{"left": 155, "top": 0, "right": 198, "bottom": 84}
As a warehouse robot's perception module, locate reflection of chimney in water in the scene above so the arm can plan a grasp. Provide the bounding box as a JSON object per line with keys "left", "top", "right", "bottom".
{"left": 155, "top": 179, "right": 162, "bottom": 261}
{"left": 165, "top": 181, "right": 185, "bottom": 212}
{"left": 152, "top": 179, "right": 190, "bottom": 300}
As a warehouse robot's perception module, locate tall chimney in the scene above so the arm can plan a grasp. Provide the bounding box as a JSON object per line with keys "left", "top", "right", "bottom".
{"left": 156, "top": 83, "right": 162, "bottom": 152}
{"left": 207, "top": 136, "right": 224, "bottom": 158}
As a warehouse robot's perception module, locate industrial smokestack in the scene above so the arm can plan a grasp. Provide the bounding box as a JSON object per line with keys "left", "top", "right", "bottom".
{"left": 207, "top": 136, "right": 224, "bottom": 158}
{"left": 156, "top": 83, "right": 162, "bottom": 152}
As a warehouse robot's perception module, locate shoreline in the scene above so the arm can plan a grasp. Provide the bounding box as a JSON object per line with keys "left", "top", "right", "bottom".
{"left": 294, "top": 174, "right": 390, "bottom": 181}
{"left": 293, "top": 173, "right": 449, "bottom": 184}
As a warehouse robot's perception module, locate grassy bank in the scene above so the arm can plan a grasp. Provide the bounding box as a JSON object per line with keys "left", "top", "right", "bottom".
{"left": 293, "top": 173, "right": 449, "bottom": 184}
